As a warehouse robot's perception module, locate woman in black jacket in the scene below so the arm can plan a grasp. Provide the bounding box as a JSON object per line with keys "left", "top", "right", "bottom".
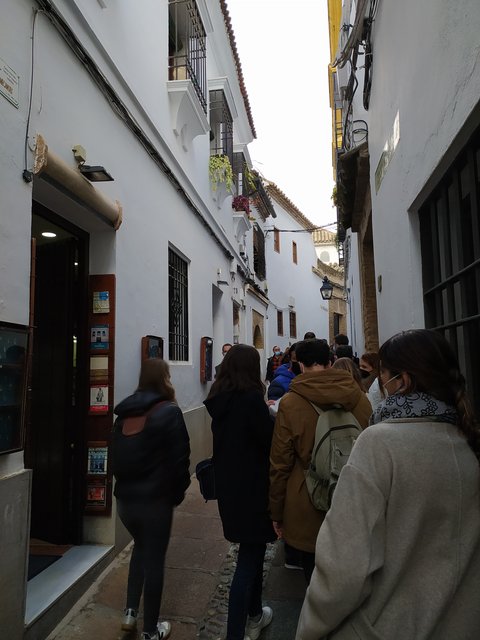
{"left": 204, "top": 344, "right": 276, "bottom": 640}
{"left": 112, "top": 358, "right": 190, "bottom": 640}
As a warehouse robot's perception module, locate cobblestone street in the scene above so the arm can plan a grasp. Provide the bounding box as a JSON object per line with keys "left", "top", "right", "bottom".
{"left": 47, "top": 481, "right": 306, "bottom": 640}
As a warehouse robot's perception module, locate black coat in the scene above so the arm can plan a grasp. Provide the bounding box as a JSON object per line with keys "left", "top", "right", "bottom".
{"left": 204, "top": 389, "right": 276, "bottom": 544}
{"left": 112, "top": 390, "right": 191, "bottom": 505}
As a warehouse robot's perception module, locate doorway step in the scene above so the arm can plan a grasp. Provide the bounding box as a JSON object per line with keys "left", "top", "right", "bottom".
{"left": 25, "top": 544, "right": 114, "bottom": 640}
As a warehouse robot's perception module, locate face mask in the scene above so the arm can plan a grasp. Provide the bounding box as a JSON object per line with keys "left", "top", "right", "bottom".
{"left": 383, "top": 373, "right": 401, "bottom": 395}
{"left": 274, "top": 351, "right": 281, "bottom": 356}
{"left": 360, "top": 369, "right": 370, "bottom": 379}
{"left": 291, "top": 362, "right": 301, "bottom": 375}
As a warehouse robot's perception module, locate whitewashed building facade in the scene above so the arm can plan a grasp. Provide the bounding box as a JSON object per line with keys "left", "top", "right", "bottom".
{"left": 329, "top": 0, "right": 480, "bottom": 393}
{"left": 0, "top": 0, "right": 329, "bottom": 636}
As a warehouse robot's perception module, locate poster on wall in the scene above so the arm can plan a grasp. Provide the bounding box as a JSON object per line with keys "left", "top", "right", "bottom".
{"left": 86, "top": 481, "right": 107, "bottom": 508}
{"left": 90, "top": 325, "right": 109, "bottom": 350}
{"left": 90, "top": 356, "right": 108, "bottom": 383}
{"left": 89, "top": 385, "right": 109, "bottom": 413}
{"left": 92, "top": 291, "right": 110, "bottom": 314}
{"left": 87, "top": 443, "right": 108, "bottom": 475}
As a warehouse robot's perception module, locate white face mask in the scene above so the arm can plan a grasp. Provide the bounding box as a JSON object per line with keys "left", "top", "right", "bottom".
{"left": 383, "top": 373, "right": 402, "bottom": 396}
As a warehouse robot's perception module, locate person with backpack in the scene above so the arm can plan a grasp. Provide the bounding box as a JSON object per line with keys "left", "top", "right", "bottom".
{"left": 112, "top": 358, "right": 191, "bottom": 640}
{"left": 269, "top": 339, "right": 371, "bottom": 582}
{"left": 295, "top": 330, "right": 480, "bottom": 640}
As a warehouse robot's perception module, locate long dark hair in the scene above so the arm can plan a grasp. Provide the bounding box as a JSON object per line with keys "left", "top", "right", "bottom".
{"left": 333, "top": 357, "right": 364, "bottom": 391}
{"left": 137, "top": 358, "right": 176, "bottom": 402}
{"left": 379, "top": 329, "right": 479, "bottom": 460}
{"left": 207, "top": 344, "right": 265, "bottom": 398}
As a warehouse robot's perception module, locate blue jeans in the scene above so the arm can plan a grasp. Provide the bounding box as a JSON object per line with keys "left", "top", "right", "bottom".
{"left": 117, "top": 499, "right": 173, "bottom": 634}
{"left": 226, "top": 542, "right": 266, "bottom": 640}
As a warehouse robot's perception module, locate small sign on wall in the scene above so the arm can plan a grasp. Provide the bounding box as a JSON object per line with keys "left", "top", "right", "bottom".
{"left": 0, "top": 56, "right": 19, "bottom": 108}
{"left": 89, "top": 385, "right": 109, "bottom": 413}
{"left": 90, "top": 325, "right": 109, "bottom": 350}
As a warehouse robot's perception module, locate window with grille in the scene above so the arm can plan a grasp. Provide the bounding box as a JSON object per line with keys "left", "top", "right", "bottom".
{"left": 419, "top": 124, "right": 480, "bottom": 415}
{"left": 333, "top": 312, "right": 341, "bottom": 336}
{"left": 253, "top": 225, "right": 266, "bottom": 280}
{"left": 277, "top": 310, "right": 284, "bottom": 336}
{"left": 232, "top": 152, "right": 253, "bottom": 196}
{"left": 168, "top": 248, "right": 189, "bottom": 361}
{"left": 168, "top": 1, "right": 207, "bottom": 113}
{"left": 209, "top": 90, "right": 233, "bottom": 165}
{"left": 274, "top": 228, "right": 280, "bottom": 253}
{"left": 292, "top": 241, "right": 298, "bottom": 264}
{"left": 289, "top": 311, "right": 297, "bottom": 338}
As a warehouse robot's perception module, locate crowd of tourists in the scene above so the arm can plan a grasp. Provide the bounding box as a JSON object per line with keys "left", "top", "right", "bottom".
{"left": 111, "top": 329, "right": 480, "bottom": 640}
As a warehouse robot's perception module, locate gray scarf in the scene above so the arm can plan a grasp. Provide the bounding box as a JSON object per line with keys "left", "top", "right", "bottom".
{"left": 371, "top": 391, "right": 457, "bottom": 426}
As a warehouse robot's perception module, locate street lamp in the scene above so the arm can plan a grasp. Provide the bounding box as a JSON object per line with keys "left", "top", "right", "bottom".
{"left": 320, "top": 276, "right": 333, "bottom": 300}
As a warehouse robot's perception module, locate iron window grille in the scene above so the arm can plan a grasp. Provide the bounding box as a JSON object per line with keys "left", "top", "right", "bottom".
{"left": 168, "top": 0, "right": 207, "bottom": 113}
{"left": 210, "top": 90, "right": 233, "bottom": 165}
{"left": 333, "top": 312, "right": 341, "bottom": 337}
{"left": 289, "top": 311, "right": 297, "bottom": 339}
{"left": 419, "top": 124, "right": 480, "bottom": 415}
{"left": 232, "top": 152, "right": 251, "bottom": 195}
{"left": 168, "top": 248, "right": 189, "bottom": 361}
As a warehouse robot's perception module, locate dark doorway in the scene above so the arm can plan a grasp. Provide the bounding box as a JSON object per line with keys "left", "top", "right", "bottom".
{"left": 26, "top": 206, "right": 88, "bottom": 545}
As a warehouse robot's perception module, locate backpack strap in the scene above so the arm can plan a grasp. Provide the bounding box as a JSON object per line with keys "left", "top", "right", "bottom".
{"left": 121, "top": 400, "right": 169, "bottom": 436}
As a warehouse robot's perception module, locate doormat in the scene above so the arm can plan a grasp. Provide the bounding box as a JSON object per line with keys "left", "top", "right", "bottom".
{"left": 29, "top": 538, "right": 73, "bottom": 556}
{"left": 28, "top": 554, "right": 60, "bottom": 581}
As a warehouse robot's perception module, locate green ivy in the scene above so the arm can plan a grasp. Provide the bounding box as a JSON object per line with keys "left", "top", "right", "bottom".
{"left": 209, "top": 155, "right": 234, "bottom": 192}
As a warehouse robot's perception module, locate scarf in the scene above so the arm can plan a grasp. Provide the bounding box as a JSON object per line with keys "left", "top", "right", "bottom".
{"left": 371, "top": 391, "right": 458, "bottom": 426}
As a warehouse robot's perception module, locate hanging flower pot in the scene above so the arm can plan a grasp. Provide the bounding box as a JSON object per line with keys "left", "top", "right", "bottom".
{"left": 232, "top": 194, "right": 251, "bottom": 215}
{"left": 209, "top": 155, "right": 234, "bottom": 192}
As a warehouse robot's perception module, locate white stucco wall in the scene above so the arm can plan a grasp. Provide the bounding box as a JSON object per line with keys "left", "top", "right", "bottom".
{"left": 263, "top": 203, "right": 330, "bottom": 350}
{"left": 367, "top": 0, "right": 480, "bottom": 343}
{"left": 339, "top": 0, "right": 480, "bottom": 348}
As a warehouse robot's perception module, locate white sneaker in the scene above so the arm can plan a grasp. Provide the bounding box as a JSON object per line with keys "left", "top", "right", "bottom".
{"left": 245, "top": 606, "right": 273, "bottom": 640}
{"left": 142, "top": 620, "right": 171, "bottom": 640}
{"left": 121, "top": 608, "right": 137, "bottom": 631}
{"left": 157, "top": 621, "right": 171, "bottom": 639}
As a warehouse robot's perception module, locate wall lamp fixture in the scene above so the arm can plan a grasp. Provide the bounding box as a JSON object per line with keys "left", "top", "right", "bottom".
{"left": 79, "top": 164, "right": 114, "bottom": 182}
{"left": 73, "top": 144, "right": 114, "bottom": 182}
{"left": 320, "top": 276, "right": 334, "bottom": 301}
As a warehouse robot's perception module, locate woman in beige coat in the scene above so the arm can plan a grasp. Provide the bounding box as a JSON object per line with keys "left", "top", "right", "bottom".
{"left": 296, "top": 329, "right": 480, "bottom": 640}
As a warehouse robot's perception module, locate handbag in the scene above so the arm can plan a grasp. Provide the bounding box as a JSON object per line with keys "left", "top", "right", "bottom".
{"left": 195, "top": 457, "right": 216, "bottom": 502}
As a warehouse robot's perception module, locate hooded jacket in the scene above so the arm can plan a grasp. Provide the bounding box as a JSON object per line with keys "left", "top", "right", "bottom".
{"left": 267, "top": 363, "right": 296, "bottom": 401}
{"left": 112, "top": 390, "right": 190, "bottom": 505}
{"left": 269, "top": 369, "right": 372, "bottom": 552}
{"left": 204, "top": 389, "right": 276, "bottom": 544}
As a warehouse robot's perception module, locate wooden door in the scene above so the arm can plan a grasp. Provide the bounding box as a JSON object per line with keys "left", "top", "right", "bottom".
{"left": 27, "top": 237, "right": 86, "bottom": 544}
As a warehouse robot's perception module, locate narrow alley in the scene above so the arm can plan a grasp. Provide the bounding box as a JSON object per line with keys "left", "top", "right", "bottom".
{"left": 46, "top": 481, "right": 306, "bottom": 640}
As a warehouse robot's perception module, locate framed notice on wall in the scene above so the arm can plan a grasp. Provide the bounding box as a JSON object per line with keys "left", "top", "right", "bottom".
{"left": 87, "top": 442, "right": 108, "bottom": 475}
{"left": 89, "top": 385, "right": 109, "bottom": 414}
{"left": 86, "top": 274, "right": 115, "bottom": 516}
{"left": 141, "top": 335, "right": 164, "bottom": 361}
{"left": 86, "top": 479, "right": 107, "bottom": 510}
{"left": 90, "top": 325, "right": 109, "bottom": 350}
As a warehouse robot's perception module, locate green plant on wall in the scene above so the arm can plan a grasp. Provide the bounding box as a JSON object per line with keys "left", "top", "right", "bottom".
{"left": 244, "top": 163, "right": 256, "bottom": 194}
{"left": 209, "top": 155, "right": 234, "bottom": 192}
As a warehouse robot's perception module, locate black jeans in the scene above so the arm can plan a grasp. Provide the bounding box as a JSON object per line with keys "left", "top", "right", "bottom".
{"left": 117, "top": 498, "right": 173, "bottom": 634}
{"left": 226, "top": 542, "right": 266, "bottom": 640}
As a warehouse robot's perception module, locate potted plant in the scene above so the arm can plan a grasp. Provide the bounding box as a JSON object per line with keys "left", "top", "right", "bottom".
{"left": 232, "top": 194, "right": 251, "bottom": 216}
{"left": 209, "top": 155, "right": 234, "bottom": 192}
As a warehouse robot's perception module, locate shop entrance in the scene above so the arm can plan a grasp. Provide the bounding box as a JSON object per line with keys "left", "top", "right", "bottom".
{"left": 26, "top": 205, "right": 89, "bottom": 546}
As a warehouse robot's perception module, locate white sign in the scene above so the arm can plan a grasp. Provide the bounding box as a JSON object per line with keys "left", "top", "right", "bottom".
{"left": 0, "top": 57, "right": 19, "bottom": 108}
